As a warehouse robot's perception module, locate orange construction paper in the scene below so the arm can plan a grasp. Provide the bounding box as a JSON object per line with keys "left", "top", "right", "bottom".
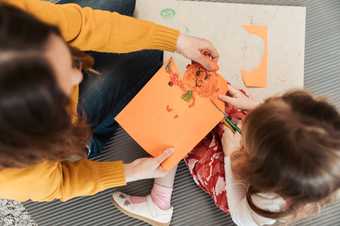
{"left": 115, "top": 58, "right": 227, "bottom": 170}
{"left": 241, "top": 24, "right": 268, "bottom": 88}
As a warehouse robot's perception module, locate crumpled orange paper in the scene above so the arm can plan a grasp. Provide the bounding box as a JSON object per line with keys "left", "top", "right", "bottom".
{"left": 115, "top": 58, "right": 227, "bottom": 170}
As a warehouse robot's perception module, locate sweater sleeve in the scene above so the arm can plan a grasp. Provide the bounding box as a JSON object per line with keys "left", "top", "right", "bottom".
{"left": 0, "top": 160, "right": 126, "bottom": 202}
{"left": 56, "top": 160, "right": 126, "bottom": 201}
{"left": 5, "top": 0, "right": 180, "bottom": 53}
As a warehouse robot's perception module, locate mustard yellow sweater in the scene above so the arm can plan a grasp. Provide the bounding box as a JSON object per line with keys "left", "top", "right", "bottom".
{"left": 1, "top": 0, "right": 179, "bottom": 201}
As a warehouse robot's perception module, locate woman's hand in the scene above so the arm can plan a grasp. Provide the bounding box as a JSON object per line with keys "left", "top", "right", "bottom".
{"left": 222, "top": 126, "right": 242, "bottom": 157}
{"left": 124, "top": 148, "right": 174, "bottom": 183}
{"left": 176, "top": 34, "right": 219, "bottom": 71}
{"left": 219, "top": 85, "right": 259, "bottom": 110}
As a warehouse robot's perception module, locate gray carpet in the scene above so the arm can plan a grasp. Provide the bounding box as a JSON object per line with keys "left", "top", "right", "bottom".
{"left": 0, "top": 200, "right": 36, "bottom": 226}
{"left": 24, "top": 0, "right": 340, "bottom": 226}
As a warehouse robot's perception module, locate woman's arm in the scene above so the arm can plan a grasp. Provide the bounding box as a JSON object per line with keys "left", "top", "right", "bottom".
{"left": 0, "top": 160, "right": 125, "bottom": 202}
{"left": 5, "top": 0, "right": 179, "bottom": 53}
{"left": 0, "top": 149, "right": 173, "bottom": 202}
{"left": 6, "top": 0, "right": 220, "bottom": 70}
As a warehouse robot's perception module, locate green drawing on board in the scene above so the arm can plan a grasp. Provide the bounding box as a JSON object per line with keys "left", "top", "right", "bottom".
{"left": 181, "top": 90, "right": 193, "bottom": 102}
{"left": 160, "top": 8, "right": 176, "bottom": 19}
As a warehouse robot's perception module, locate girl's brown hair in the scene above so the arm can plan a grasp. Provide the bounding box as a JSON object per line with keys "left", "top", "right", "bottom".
{"left": 232, "top": 90, "right": 340, "bottom": 222}
{"left": 0, "top": 4, "right": 91, "bottom": 168}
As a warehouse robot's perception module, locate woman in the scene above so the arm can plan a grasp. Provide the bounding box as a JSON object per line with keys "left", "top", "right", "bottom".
{"left": 0, "top": 0, "right": 219, "bottom": 205}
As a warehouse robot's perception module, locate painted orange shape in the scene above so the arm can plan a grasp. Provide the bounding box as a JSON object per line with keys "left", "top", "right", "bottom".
{"left": 241, "top": 24, "right": 268, "bottom": 88}
{"left": 166, "top": 105, "right": 173, "bottom": 112}
{"left": 173, "top": 62, "right": 227, "bottom": 111}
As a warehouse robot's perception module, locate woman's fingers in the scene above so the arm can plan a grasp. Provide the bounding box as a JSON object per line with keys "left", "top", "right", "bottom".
{"left": 199, "top": 47, "right": 220, "bottom": 71}
{"left": 201, "top": 46, "right": 219, "bottom": 60}
{"left": 124, "top": 148, "right": 175, "bottom": 182}
{"left": 196, "top": 54, "right": 219, "bottom": 71}
{"left": 176, "top": 34, "right": 219, "bottom": 71}
{"left": 154, "top": 148, "right": 174, "bottom": 165}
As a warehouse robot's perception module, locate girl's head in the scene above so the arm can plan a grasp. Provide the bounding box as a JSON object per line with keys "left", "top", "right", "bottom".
{"left": 233, "top": 90, "right": 340, "bottom": 219}
{"left": 0, "top": 3, "right": 90, "bottom": 168}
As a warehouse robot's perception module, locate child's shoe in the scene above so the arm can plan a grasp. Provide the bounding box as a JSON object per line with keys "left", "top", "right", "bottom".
{"left": 112, "top": 191, "right": 173, "bottom": 226}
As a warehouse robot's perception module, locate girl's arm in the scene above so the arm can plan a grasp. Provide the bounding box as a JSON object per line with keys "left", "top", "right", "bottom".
{"left": 224, "top": 157, "right": 278, "bottom": 226}
{"left": 222, "top": 129, "right": 283, "bottom": 226}
{"left": 219, "top": 85, "right": 260, "bottom": 111}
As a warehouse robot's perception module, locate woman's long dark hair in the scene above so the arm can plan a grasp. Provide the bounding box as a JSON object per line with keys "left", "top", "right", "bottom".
{"left": 0, "top": 3, "right": 90, "bottom": 168}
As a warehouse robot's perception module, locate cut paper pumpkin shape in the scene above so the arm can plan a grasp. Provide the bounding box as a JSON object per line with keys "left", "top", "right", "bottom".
{"left": 241, "top": 24, "right": 268, "bottom": 88}
{"left": 115, "top": 58, "right": 227, "bottom": 170}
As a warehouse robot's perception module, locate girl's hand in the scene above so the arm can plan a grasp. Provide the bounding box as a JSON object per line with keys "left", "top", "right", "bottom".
{"left": 219, "top": 85, "right": 259, "bottom": 110}
{"left": 176, "top": 34, "right": 219, "bottom": 71}
{"left": 222, "top": 127, "right": 242, "bottom": 156}
{"left": 124, "top": 148, "right": 174, "bottom": 183}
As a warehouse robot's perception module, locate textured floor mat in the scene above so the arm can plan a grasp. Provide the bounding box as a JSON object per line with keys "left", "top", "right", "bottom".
{"left": 24, "top": 0, "right": 340, "bottom": 226}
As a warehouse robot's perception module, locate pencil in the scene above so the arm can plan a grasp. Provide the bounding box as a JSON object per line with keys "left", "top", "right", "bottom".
{"left": 223, "top": 120, "right": 234, "bottom": 131}
{"left": 210, "top": 99, "right": 242, "bottom": 134}
{"left": 224, "top": 117, "right": 242, "bottom": 134}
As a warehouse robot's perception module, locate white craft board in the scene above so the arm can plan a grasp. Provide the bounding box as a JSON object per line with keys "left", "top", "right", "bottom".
{"left": 135, "top": 0, "right": 306, "bottom": 101}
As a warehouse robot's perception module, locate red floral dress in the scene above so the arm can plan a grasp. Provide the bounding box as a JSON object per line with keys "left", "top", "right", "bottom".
{"left": 184, "top": 92, "right": 248, "bottom": 213}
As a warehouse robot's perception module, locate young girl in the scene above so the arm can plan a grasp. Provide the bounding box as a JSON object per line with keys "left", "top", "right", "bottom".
{"left": 113, "top": 86, "right": 340, "bottom": 226}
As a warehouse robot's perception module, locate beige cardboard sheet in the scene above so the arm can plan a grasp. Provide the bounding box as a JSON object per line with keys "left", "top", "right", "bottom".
{"left": 135, "top": 0, "right": 306, "bottom": 100}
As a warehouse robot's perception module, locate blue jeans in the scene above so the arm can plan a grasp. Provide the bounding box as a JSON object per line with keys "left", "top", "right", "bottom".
{"left": 57, "top": 0, "right": 163, "bottom": 157}
{"left": 57, "top": 0, "right": 135, "bottom": 15}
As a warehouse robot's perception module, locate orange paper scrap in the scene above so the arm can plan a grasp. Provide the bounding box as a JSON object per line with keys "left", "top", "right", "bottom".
{"left": 115, "top": 59, "right": 227, "bottom": 170}
{"left": 241, "top": 24, "right": 268, "bottom": 88}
